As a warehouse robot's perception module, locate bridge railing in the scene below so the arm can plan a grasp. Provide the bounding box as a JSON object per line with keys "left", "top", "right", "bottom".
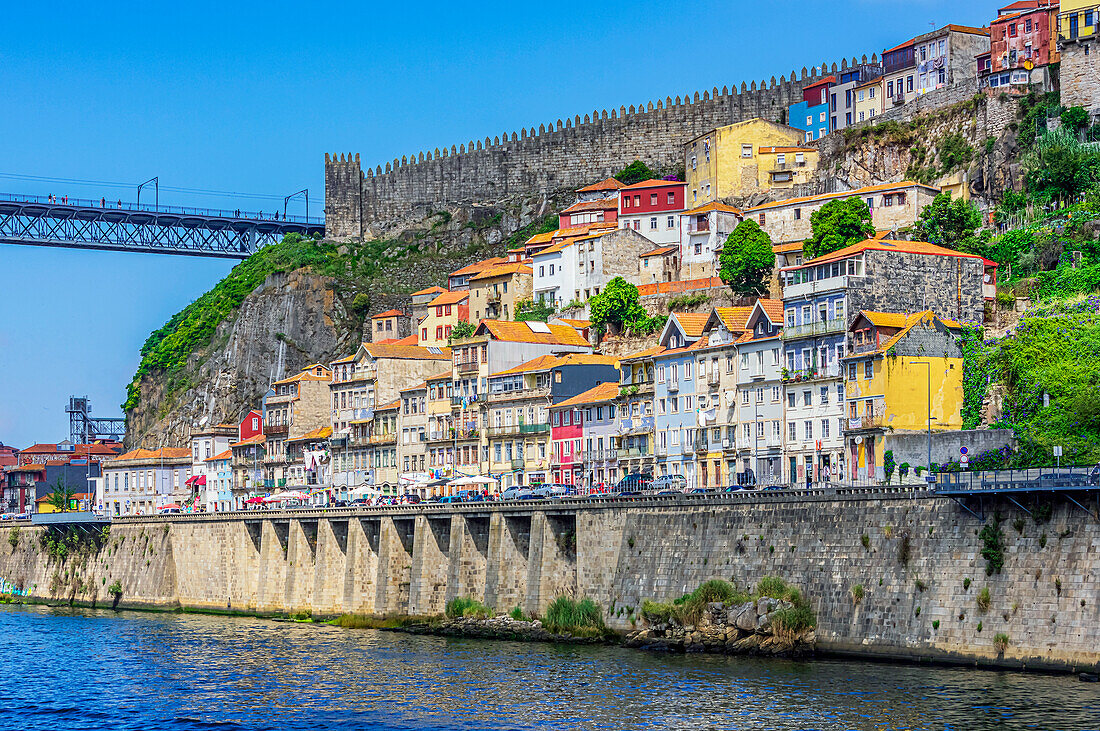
{"left": 0, "top": 192, "right": 324, "bottom": 225}
{"left": 933, "top": 466, "right": 1100, "bottom": 493}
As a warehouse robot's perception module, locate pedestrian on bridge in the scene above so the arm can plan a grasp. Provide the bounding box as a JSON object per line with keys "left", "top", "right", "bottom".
{"left": 101, "top": 197, "right": 105, "bottom": 208}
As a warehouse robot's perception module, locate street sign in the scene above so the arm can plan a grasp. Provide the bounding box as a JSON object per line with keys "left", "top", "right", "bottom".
{"left": 960, "top": 446, "right": 968, "bottom": 456}
{"left": 1053, "top": 446, "right": 1063, "bottom": 457}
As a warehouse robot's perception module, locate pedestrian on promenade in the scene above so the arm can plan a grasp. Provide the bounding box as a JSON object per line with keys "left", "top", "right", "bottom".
{"left": 806, "top": 471, "right": 812, "bottom": 490}
{"left": 117, "top": 199, "right": 122, "bottom": 208}
{"left": 101, "top": 197, "right": 105, "bottom": 208}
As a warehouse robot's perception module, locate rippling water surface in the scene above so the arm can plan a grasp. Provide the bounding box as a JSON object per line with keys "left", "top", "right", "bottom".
{"left": 0, "top": 605, "right": 1096, "bottom": 730}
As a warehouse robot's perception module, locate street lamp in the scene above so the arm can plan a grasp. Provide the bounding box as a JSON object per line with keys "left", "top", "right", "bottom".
{"left": 284, "top": 189, "right": 309, "bottom": 222}
{"left": 137, "top": 177, "right": 159, "bottom": 211}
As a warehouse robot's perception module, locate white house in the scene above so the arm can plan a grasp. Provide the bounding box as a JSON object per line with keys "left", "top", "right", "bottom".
{"left": 680, "top": 202, "right": 742, "bottom": 279}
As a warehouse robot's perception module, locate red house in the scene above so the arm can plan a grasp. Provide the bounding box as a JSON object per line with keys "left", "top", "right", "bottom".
{"left": 550, "top": 404, "right": 583, "bottom": 485}
{"left": 802, "top": 76, "right": 836, "bottom": 106}
{"left": 240, "top": 410, "right": 264, "bottom": 442}
{"left": 618, "top": 179, "right": 688, "bottom": 245}
{"left": 990, "top": 2, "right": 1058, "bottom": 78}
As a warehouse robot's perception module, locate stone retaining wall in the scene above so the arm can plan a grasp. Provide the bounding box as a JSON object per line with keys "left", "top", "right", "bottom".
{"left": 0, "top": 493, "right": 1096, "bottom": 671}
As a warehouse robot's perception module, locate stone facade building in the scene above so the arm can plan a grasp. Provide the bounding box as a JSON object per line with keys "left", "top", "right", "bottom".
{"left": 469, "top": 262, "right": 532, "bottom": 322}
{"left": 1058, "top": 1, "right": 1100, "bottom": 117}
{"left": 745, "top": 182, "right": 941, "bottom": 244}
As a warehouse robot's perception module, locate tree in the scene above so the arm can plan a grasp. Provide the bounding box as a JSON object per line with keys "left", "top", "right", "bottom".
{"left": 803, "top": 197, "right": 875, "bottom": 260}
{"left": 883, "top": 450, "right": 897, "bottom": 485}
{"left": 1061, "top": 106, "right": 1090, "bottom": 133}
{"left": 514, "top": 298, "right": 555, "bottom": 322}
{"left": 46, "top": 479, "right": 76, "bottom": 512}
{"left": 718, "top": 219, "right": 774, "bottom": 296}
{"left": 447, "top": 320, "right": 476, "bottom": 342}
{"left": 615, "top": 161, "right": 658, "bottom": 186}
{"left": 588, "top": 277, "right": 646, "bottom": 329}
{"left": 914, "top": 191, "right": 982, "bottom": 249}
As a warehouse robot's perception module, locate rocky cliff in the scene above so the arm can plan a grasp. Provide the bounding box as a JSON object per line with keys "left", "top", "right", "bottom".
{"left": 124, "top": 192, "right": 566, "bottom": 448}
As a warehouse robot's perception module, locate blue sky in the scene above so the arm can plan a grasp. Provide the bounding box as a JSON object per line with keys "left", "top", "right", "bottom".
{"left": 0, "top": 0, "right": 992, "bottom": 447}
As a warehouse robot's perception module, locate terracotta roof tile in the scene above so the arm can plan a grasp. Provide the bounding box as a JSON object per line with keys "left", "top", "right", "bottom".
{"left": 427, "top": 290, "right": 470, "bottom": 306}
{"left": 560, "top": 198, "right": 618, "bottom": 214}
{"left": 620, "top": 178, "right": 687, "bottom": 190}
{"left": 475, "top": 320, "right": 590, "bottom": 347}
{"left": 883, "top": 37, "right": 917, "bottom": 54}
{"left": 287, "top": 426, "right": 333, "bottom": 442}
{"left": 553, "top": 318, "right": 591, "bottom": 328}
{"left": 450, "top": 257, "right": 509, "bottom": 278}
{"left": 109, "top": 447, "right": 192, "bottom": 463}
{"left": 552, "top": 382, "right": 621, "bottom": 408}
{"left": 411, "top": 285, "right": 446, "bottom": 296}
{"left": 772, "top": 241, "right": 805, "bottom": 254}
{"left": 620, "top": 345, "right": 665, "bottom": 362}
{"left": 524, "top": 230, "right": 558, "bottom": 246}
{"left": 636, "top": 277, "right": 723, "bottom": 297}
{"left": 362, "top": 343, "right": 451, "bottom": 360}
{"left": 205, "top": 449, "right": 232, "bottom": 462}
{"left": 713, "top": 306, "right": 755, "bottom": 332}
{"left": 791, "top": 238, "right": 985, "bottom": 268}
{"left": 577, "top": 177, "right": 626, "bottom": 193}
{"left": 681, "top": 201, "right": 743, "bottom": 216}
{"left": 470, "top": 262, "right": 533, "bottom": 281}
{"left": 426, "top": 370, "right": 453, "bottom": 382}
{"left": 230, "top": 434, "right": 266, "bottom": 448}
{"left": 858, "top": 311, "right": 912, "bottom": 329}
{"left": 374, "top": 400, "right": 400, "bottom": 412}
{"left": 758, "top": 146, "right": 816, "bottom": 154}
{"left": 671, "top": 312, "right": 710, "bottom": 338}
{"left": 372, "top": 309, "right": 404, "bottom": 319}
{"left": 640, "top": 245, "right": 679, "bottom": 258}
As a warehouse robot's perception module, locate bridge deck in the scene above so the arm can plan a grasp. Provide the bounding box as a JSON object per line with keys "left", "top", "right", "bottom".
{"left": 0, "top": 193, "right": 324, "bottom": 258}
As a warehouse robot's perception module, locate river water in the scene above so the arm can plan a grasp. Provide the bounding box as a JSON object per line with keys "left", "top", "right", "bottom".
{"left": 0, "top": 605, "right": 1096, "bottom": 730}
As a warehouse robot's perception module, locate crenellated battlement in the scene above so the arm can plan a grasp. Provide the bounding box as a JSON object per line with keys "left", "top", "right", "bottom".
{"left": 325, "top": 55, "right": 879, "bottom": 236}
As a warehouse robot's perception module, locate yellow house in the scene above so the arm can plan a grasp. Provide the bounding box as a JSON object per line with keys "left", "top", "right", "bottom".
{"left": 684, "top": 119, "right": 815, "bottom": 205}
{"left": 755, "top": 147, "right": 819, "bottom": 191}
{"left": 842, "top": 311, "right": 964, "bottom": 481}
{"left": 468, "top": 262, "right": 533, "bottom": 322}
{"left": 852, "top": 78, "right": 884, "bottom": 124}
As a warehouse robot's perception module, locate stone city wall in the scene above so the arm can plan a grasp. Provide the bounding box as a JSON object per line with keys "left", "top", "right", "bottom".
{"left": 325, "top": 57, "right": 887, "bottom": 235}
{"left": 1, "top": 491, "right": 1097, "bottom": 672}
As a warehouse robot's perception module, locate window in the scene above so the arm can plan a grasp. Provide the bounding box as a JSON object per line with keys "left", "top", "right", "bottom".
{"left": 623, "top": 196, "right": 630, "bottom": 209}
{"left": 667, "top": 215, "right": 675, "bottom": 228}
{"left": 1009, "top": 23, "right": 1017, "bottom": 37}
{"left": 741, "top": 390, "right": 750, "bottom": 405}
{"left": 772, "top": 386, "right": 780, "bottom": 401}
{"left": 887, "top": 80, "right": 894, "bottom": 97}
{"left": 1025, "top": 18, "right": 1031, "bottom": 33}
{"left": 549, "top": 264, "right": 555, "bottom": 275}
{"left": 742, "top": 144, "right": 753, "bottom": 158}
{"left": 803, "top": 389, "right": 812, "bottom": 406}
{"left": 694, "top": 243, "right": 702, "bottom": 255}
{"left": 788, "top": 422, "right": 796, "bottom": 440}
{"left": 907, "top": 76, "right": 914, "bottom": 93}
{"left": 759, "top": 212, "right": 766, "bottom": 225}
{"left": 787, "top": 392, "right": 795, "bottom": 408}
{"left": 858, "top": 90, "right": 865, "bottom": 102}
{"left": 777, "top": 153, "right": 785, "bottom": 165}
{"left": 650, "top": 193, "right": 658, "bottom": 205}
{"left": 821, "top": 419, "right": 830, "bottom": 439}
{"left": 864, "top": 361, "right": 874, "bottom": 379}
{"left": 690, "top": 156, "right": 697, "bottom": 170}
{"left": 804, "top": 421, "right": 813, "bottom": 440}
{"left": 634, "top": 195, "right": 641, "bottom": 206}
{"left": 869, "top": 86, "right": 876, "bottom": 99}
{"left": 667, "top": 192, "right": 675, "bottom": 204}
{"left": 805, "top": 115, "right": 813, "bottom": 126}
{"left": 650, "top": 217, "right": 657, "bottom": 230}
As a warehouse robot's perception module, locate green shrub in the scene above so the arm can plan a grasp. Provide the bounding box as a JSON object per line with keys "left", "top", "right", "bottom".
{"left": 851, "top": 584, "right": 865, "bottom": 604}
{"left": 964, "top": 578, "right": 972, "bottom": 590}
{"left": 979, "top": 521, "right": 1005, "bottom": 575}
{"left": 7, "top": 527, "right": 19, "bottom": 549}
{"left": 640, "top": 599, "right": 676, "bottom": 624}
{"left": 107, "top": 580, "right": 122, "bottom": 597}
{"left": 667, "top": 292, "right": 710, "bottom": 310}
{"left": 993, "top": 632, "right": 1010, "bottom": 653}
{"left": 932, "top": 619, "right": 940, "bottom": 630}
{"left": 977, "top": 586, "right": 992, "bottom": 613}
{"left": 543, "top": 597, "right": 605, "bottom": 636}
{"left": 771, "top": 605, "right": 816, "bottom": 641}
{"left": 508, "top": 606, "right": 529, "bottom": 621}
{"left": 445, "top": 596, "right": 492, "bottom": 619}
{"left": 861, "top": 533, "right": 871, "bottom": 550}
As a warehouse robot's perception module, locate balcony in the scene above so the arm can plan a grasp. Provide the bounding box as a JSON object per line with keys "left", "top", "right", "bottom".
{"left": 693, "top": 435, "right": 711, "bottom": 453}
{"left": 264, "top": 422, "right": 288, "bottom": 436}
{"left": 615, "top": 445, "right": 651, "bottom": 460}
{"left": 457, "top": 361, "right": 480, "bottom": 375}
{"left": 722, "top": 439, "right": 737, "bottom": 454}
{"left": 707, "top": 371, "right": 720, "bottom": 386}
{"left": 487, "top": 291, "right": 502, "bottom": 304}
{"left": 770, "top": 160, "right": 808, "bottom": 171}
{"left": 454, "top": 428, "right": 480, "bottom": 440}
{"left": 510, "top": 457, "right": 526, "bottom": 470}
{"left": 583, "top": 449, "right": 617, "bottom": 462}
{"left": 487, "top": 385, "right": 550, "bottom": 402}
{"left": 451, "top": 393, "right": 486, "bottom": 408}
{"left": 368, "top": 433, "right": 397, "bottom": 446}
{"left": 1058, "top": 8, "right": 1099, "bottom": 42}
{"left": 686, "top": 220, "right": 710, "bottom": 234}
{"left": 781, "top": 317, "right": 847, "bottom": 340}
{"left": 846, "top": 412, "right": 889, "bottom": 431}
{"left": 783, "top": 363, "right": 841, "bottom": 383}
{"left": 667, "top": 378, "right": 679, "bottom": 392}
{"left": 487, "top": 423, "right": 549, "bottom": 438}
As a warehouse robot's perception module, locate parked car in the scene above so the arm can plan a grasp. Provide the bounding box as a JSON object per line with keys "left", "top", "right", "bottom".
{"left": 500, "top": 486, "right": 525, "bottom": 501}
{"left": 438, "top": 494, "right": 464, "bottom": 504}
{"left": 686, "top": 487, "right": 712, "bottom": 494}
{"left": 655, "top": 489, "right": 682, "bottom": 496}
{"left": 400, "top": 494, "right": 422, "bottom": 505}
{"left": 0, "top": 513, "right": 12, "bottom": 521}
{"left": 614, "top": 473, "right": 652, "bottom": 494}
{"left": 330, "top": 499, "right": 349, "bottom": 508}
{"left": 651, "top": 474, "right": 687, "bottom": 492}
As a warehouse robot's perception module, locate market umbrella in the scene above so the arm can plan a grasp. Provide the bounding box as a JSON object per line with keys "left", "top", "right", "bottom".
{"left": 158, "top": 503, "right": 182, "bottom": 512}
{"left": 447, "top": 476, "right": 478, "bottom": 487}
{"left": 243, "top": 496, "right": 265, "bottom": 505}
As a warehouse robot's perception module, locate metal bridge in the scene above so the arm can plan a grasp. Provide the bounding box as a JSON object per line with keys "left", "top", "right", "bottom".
{"left": 0, "top": 193, "right": 324, "bottom": 259}
{"left": 933, "top": 466, "right": 1100, "bottom": 521}
{"left": 67, "top": 396, "right": 126, "bottom": 444}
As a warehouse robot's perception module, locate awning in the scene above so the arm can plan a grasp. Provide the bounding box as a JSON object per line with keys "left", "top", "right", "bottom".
{"left": 185, "top": 475, "right": 207, "bottom": 487}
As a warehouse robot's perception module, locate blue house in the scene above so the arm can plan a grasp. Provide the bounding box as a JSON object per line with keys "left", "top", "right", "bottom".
{"left": 788, "top": 101, "right": 830, "bottom": 142}
{"left": 652, "top": 313, "right": 708, "bottom": 488}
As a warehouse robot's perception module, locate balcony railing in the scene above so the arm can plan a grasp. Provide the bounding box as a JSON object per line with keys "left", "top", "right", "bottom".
{"left": 781, "top": 317, "right": 847, "bottom": 340}
{"left": 457, "top": 361, "right": 480, "bottom": 374}
{"left": 583, "top": 449, "right": 617, "bottom": 462}
{"left": 451, "top": 393, "right": 486, "bottom": 407}
{"left": 770, "top": 160, "right": 807, "bottom": 171}
{"left": 667, "top": 378, "right": 679, "bottom": 392}
{"left": 487, "top": 385, "right": 550, "bottom": 401}
{"left": 487, "top": 423, "right": 549, "bottom": 438}
{"left": 783, "top": 363, "right": 841, "bottom": 382}
{"left": 615, "top": 445, "right": 651, "bottom": 459}
{"left": 510, "top": 458, "right": 525, "bottom": 470}
{"left": 264, "top": 422, "right": 288, "bottom": 435}
{"left": 1058, "top": 8, "right": 1099, "bottom": 42}
{"left": 707, "top": 371, "right": 721, "bottom": 386}
{"left": 686, "top": 221, "right": 710, "bottom": 234}
{"left": 846, "top": 413, "right": 889, "bottom": 431}
{"left": 368, "top": 434, "right": 397, "bottom": 445}
{"left": 454, "top": 428, "right": 480, "bottom": 440}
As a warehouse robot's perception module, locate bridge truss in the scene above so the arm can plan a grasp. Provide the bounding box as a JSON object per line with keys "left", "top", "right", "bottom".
{"left": 0, "top": 194, "right": 324, "bottom": 259}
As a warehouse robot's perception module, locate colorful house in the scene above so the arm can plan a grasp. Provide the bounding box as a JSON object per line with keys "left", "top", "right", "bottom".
{"left": 652, "top": 313, "right": 709, "bottom": 487}
{"left": 788, "top": 76, "right": 834, "bottom": 142}
{"left": 420, "top": 290, "right": 470, "bottom": 346}
{"left": 989, "top": 1, "right": 1059, "bottom": 90}
{"left": 683, "top": 119, "right": 812, "bottom": 205}
{"left": 618, "top": 179, "right": 687, "bottom": 245}
{"left": 680, "top": 202, "right": 743, "bottom": 280}
{"left": 551, "top": 382, "right": 621, "bottom": 490}
{"left": 1057, "top": 0, "right": 1100, "bottom": 115}
{"left": 842, "top": 311, "right": 965, "bottom": 481}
